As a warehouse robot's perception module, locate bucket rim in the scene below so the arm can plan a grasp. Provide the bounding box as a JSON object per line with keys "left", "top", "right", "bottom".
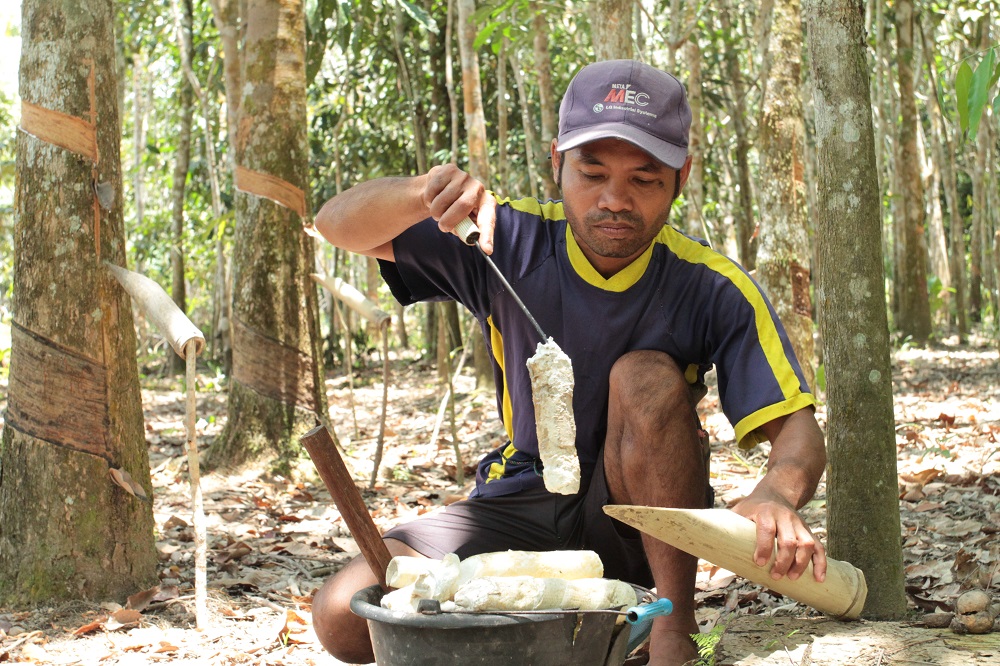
{"left": 350, "top": 584, "right": 588, "bottom": 629}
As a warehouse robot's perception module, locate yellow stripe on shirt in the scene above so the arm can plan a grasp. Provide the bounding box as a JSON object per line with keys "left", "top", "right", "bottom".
{"left": 495, "top": 195, "right": 565, "bottom": 222}
{"left": 657, "top": 226, "right": 815, "bottom": 445}
{"left": 486, "top": 315, "right": 518, "bottom": 482}
{"left": 566, "top": 224, "right": 656, "bottom": 292}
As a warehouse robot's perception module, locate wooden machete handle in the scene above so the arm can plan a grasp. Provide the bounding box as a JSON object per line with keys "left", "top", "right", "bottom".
{"left": 301, "top": 425, "right": 392, "bottom": 590}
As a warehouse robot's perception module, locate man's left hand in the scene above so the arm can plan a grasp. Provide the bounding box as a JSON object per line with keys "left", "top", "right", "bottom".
{"left": 732, "top": 492, "right": 826, "bottom": 583}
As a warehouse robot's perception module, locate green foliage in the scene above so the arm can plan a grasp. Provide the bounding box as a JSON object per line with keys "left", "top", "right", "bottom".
{"left": 954, "top": 46, "right": 999, "bottom": 141}
{"left": 115, "top": 0, "right": 234, "bottom": 365}
{"left": 392, "top": 0, "right": 439, "bottom": 32}
{"left": 927, "top": 274, "right": 955, "bottom": 320}
{"left": 691, "top": 621, "right": 727, "bottom": 665}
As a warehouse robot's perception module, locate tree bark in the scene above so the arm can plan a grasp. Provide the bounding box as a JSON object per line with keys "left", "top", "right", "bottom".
{"left": 720, "top": 0, "right": 757, "bottom": 270}
{"left": 456, "top": 0, "right": 489, "bottom": 184}
{"left": 445, "top": 0, "right": 460, "bottom": 163}
{"left": 392, "top": 0, "right": 428, "bottom": 174}
{"left": 919, "top": 16, "right": 967, "bottom": 340}
{"left": 497, "top": 36, "right": 508, "bottom": 196}
{"left": 211, "top": 0, "right": 327, "bottom": 469}
{"left": 131, "top": 52, "right": 148, "bottom": 253}
{"left": 1, "top": 0, "right": 157, "bottom": 604}
{"left": 683, "top": 18, "right": 704, "bottom": 239}
{"left": 531, "top": 2, "right": 559, "bottom": 201}
{"left": 588, "top": 0, "right": 634, "bottom": 60}
{"left": 456, "top": 0, "right": 492, "bottom": 388}
{"left": 968, "top": 15, "right": 992, "bottom": 323}
{"left": 803, "top": 0, "right": 907, "bottom": 620}
{"left": 206, "top": 0, "right": 241, "bottom": 372}
{"left": 170, "top": 0, "right": 194, "bottom": 375}
{"left": 893, "top": 0, "right": 932, "bottom": 342}
{"left": 970, "top": 118, "right": 996, "bottom": 319}
{"left": 509, "top": 50, "right": 540, "bottom": 200}
{"left": 755, "top": 0, "right": 815, "bottom": 391}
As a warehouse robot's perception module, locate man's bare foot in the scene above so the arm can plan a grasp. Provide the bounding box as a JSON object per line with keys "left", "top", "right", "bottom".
{"left": 646, "top": 626, "right": 700, "bottom": 666}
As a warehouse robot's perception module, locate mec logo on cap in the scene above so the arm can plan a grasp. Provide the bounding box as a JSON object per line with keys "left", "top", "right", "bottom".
{"left": 603, "top": 85, "right": 650, "bottom": 107}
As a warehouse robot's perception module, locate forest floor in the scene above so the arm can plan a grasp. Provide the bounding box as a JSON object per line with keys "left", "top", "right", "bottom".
{"left": 0, "top": 335, "right": 999, "bottom": 665}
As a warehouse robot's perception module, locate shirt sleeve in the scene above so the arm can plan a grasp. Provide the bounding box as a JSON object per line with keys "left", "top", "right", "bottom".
{"left": 701, "top": 257, "right": 816, "bottom": 448}
{"left": 377, "top": 217, "right": 491, "bottom": 319}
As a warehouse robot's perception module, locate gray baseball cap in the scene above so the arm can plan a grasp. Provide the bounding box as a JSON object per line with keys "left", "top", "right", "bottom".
{"left": 556, "top": 60, "right": 691, "bottom": 169}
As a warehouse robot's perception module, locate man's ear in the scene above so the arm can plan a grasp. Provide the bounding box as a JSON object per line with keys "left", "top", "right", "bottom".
{"left": 676, "top": 155, "right": 693, "bottom": 195}
{"left": 550, "top": 140, "right": 562, "bottom": 176}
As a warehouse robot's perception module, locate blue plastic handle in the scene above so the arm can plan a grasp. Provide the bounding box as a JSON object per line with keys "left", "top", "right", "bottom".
{"left": 625, "top": 597, "right": 673, "bottom": 625}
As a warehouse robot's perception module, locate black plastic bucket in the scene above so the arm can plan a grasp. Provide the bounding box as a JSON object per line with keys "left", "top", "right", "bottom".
{"left": 350, "top": 585, "right": 632, "bottom": 666}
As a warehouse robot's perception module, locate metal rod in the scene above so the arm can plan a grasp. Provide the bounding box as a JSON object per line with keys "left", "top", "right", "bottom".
{"left": 453, "top": 217, "right": 548, "bottom": 343}
{"left": 475, "top": 244, "right": 548, "bottom": 343}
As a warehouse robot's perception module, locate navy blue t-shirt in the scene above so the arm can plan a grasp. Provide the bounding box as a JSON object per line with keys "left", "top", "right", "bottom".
{"left": 379, "top": 196, "right": 815, "bottom": 498}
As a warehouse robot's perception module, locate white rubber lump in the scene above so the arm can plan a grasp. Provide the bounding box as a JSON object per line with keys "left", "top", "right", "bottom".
{"left": 380, "top": 550, "right": 632, "bottom": 615}
{"left": 525, "top": 337, "right": 580, "bottom": 495}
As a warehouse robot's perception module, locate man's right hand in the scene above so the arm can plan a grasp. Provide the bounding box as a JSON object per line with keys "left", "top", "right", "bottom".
{"left": 421, "top": 164, "right": 498, "bottom": 254}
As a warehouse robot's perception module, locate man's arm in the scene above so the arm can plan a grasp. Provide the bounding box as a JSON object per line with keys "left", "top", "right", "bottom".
{"left": 314, "top": 164, "right": 498, "bottom": 260}
{"left": 731, "top": 408, "right": 828, "bottom": 582}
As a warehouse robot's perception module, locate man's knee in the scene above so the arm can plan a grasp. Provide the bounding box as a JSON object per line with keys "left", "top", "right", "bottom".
{"left": 312, "top": 539, "right": 420, "bottom": 663}
{"left": 609, "top": 350, "right": 690, "bottom": 422}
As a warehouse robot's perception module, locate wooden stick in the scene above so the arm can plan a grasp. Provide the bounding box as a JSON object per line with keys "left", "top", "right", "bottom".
{"left": 302, "top": 425, "right": 392, "bottom": 590}
{"left": 369, "top": 321, "right": 391, "bottom": 489}
{"left": 184, "top": 339, "right": 208, "bottom": 629}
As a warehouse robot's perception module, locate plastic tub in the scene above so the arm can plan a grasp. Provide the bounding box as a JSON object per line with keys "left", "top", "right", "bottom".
{"left": 350, "top": 585, "right": 632, "bottom": 666}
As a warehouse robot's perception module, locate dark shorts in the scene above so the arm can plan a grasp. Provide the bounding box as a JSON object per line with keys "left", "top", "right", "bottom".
{"left": 383, "top": 434, "right": 714, "bottom": 589}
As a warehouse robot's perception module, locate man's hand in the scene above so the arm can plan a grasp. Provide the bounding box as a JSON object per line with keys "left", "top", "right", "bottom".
{"left": 421, "top": 164, "right": 498, "bottom": 254}
{"left": 732, "top": 491, "right": 826, "bottom": 583}
{"left": 739, "top": 408, "right": 828, "bottom": 584}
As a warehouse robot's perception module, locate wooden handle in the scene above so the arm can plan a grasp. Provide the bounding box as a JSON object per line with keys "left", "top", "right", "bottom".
{"left": 302, "top": 425, "right": 392, "bottom": 590}
{"left": 453, "top": 218, "right": 479, "bottom": 245}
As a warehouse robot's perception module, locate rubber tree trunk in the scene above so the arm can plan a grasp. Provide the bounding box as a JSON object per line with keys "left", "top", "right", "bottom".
{"left": 1, "top": 0, "right": 157, "bottom": 604}
{"left": 720, "top": 0, "right": 757, "bottom": 270}
{"left": 873, "top": 0, "right": 898, "bottom": 321}
{"left": 207, "top": 0, "right": 241, "bottom": 372}
{"left": 893, "top": 0, "right": 932, "bottom": 343}
{"left": 755, "top": 0, "right": 816, "bottom": 391}
{"left": 212, "top": 0, "right": 327, "bottom": 469}
{"left": 968, "top": 14, "right": 993, "bottom": 323}
{"left": 497, "top": 37, "right": 509, "bottom": 196}
{"left": 803, "top": 0, "right": 907, "bottom": 620}
{"left": 531, "top": 2, "right": 559, "bottom": 201}
{"left": 391, "top": 0, "right": 428, "bottom": 174}
{"left": 509, "top": 50, "right": 541, "bottom": 200}
{"left": 683, "top": 29, "right": 705, "bottom": 239}
{"left": 588, "top": 0, "right": 634, "bottom": 60}
{"left": 170, "top": 0, "right": 194, "bottom": 375}
{"left": 456, "top": 0, "right": 493, "bottom": 388}
{"left": 919, "top": 16, "right": 967, "bottom": 340}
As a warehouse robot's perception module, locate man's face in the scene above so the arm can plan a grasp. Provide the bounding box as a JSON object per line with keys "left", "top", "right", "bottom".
{"left": 554, "top": 138, "right": 682, "bottom": 279}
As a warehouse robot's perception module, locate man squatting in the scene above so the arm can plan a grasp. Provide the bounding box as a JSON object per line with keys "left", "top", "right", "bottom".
{"left": 312, "top": 59, "right": 828, "bottom": 666}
